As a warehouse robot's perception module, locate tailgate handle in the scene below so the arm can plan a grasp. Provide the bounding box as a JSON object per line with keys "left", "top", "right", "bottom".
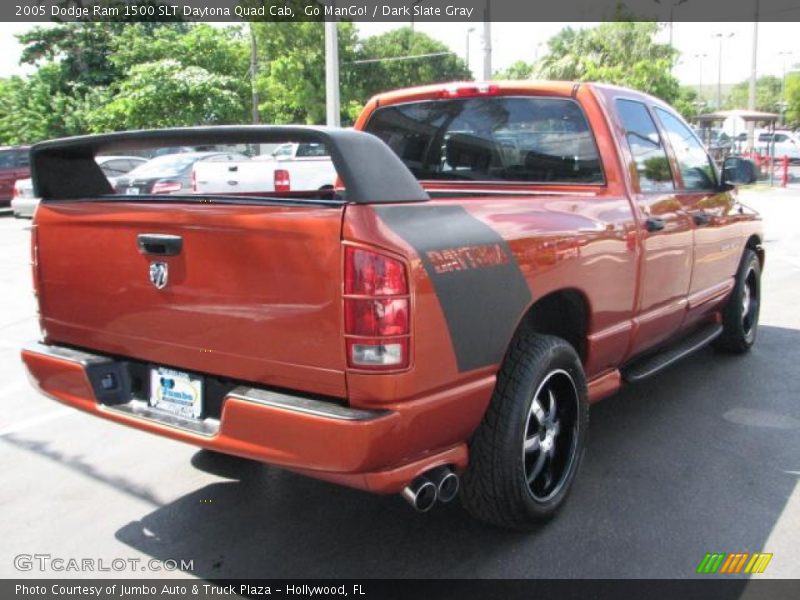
{"left": 137, "top": 234, "right": 183, "bottom": 256}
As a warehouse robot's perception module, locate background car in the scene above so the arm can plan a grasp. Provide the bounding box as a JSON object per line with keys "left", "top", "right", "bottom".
{"left": 114, "top": 152, "right": 247, "bottom": 196}
{"left": 757, "top": 131, "right": 800, "bottom": 161}
{"left": 11, "top": 155, "right": 148, "bottom": 218}
{"left": 0, "top": 146, "right": 30, "bottom": 208}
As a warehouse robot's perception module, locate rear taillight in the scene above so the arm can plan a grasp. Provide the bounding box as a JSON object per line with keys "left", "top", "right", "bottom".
{"left": 344, "top": 247, "right": 410, "bottom": 370}
{"left": 151, "top": 181, "right": 182, "bottom": 194}
{"left": 13, "top": 182, "right": 20, "bottom": 198}
{"left": 274, "top": 169, "right": 291, "bottom": 192}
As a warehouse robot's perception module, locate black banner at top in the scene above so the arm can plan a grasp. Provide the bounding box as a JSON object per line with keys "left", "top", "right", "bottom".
{"left": 5, "top": 0, "right": 800, "bottom": 23}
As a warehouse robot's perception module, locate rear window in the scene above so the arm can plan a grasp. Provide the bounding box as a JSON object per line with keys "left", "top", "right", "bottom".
{"left": 364, "top": 96, "right": 604, "bottom": 184}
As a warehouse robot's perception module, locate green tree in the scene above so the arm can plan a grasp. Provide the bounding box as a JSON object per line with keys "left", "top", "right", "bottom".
{"left": 494, "top": 60, "right": 535, "bottom": 80}
{"left": 87, "top": 59, "right": 246, "bottom": 131}
{"left": 0, "top": 65, "right": 99, "bottom": 144}
{"left": 673, "top": 86, "right": 703, "bottom": 120}
{"left": 253, "top": 22, "right": 361, "bottom": 125}
{"left": 89, "top": 23, "right": 251, "bottom": 130}
{"left": 535, "top": 22, "right": 680, "bottom": 104}
{"left": 786, "top": 70, "right": 800, "bottom": 126}
{"left": 724, "top": 75, "right": 782, "bottom": 112}
{"left": 355, "top": 28, "right": 471, "bottom": 101}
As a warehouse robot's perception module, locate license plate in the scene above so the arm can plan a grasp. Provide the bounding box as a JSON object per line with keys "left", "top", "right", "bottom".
{"left": 125, "top": 187, "right": 141, "bottom": 195}
{"left": 149, "top": 367, "right": 203, "bottom": 420}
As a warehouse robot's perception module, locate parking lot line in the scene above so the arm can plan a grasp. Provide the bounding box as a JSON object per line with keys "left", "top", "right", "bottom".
{"left": 0, "top": 407, "right": 71, "bottom": 437}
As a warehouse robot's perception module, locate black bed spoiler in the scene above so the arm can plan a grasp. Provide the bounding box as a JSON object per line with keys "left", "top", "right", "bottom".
{"left": 30, "top": 125, "right": 429, "bottom": 204}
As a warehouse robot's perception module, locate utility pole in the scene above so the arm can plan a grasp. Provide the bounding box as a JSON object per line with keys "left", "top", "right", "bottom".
{"left": 779, "top": 51, "right": 793, "bottom": 125}
{"left": 466, "top": 27, "right": 475, "bottom": 75}
{"left": 325, "top": 16, "right": 340, "bottom": 127}
{"left": 748, "top": 1, "right": 759, "bottom": 150}
{"left": 695, "top": 53, "right": 707, "bottom": 98}
{"left": 713, "top": 32, "right": 735, "bottom": 110}
{"left": 249, "top": 24, "right": 259, "bottom": 125}
{"left": 482, "top": 1, "right": 492, "bottom": 80}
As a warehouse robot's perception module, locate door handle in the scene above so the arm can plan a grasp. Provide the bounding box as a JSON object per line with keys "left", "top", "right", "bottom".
{"left": 137, "top": 233, "right": 183, "bottom": 256}
{"left": 644, "top": 217, "right": 665, "bottom": 232}
{"left": 693, "top": 212, "right": 712, "bottom": 226}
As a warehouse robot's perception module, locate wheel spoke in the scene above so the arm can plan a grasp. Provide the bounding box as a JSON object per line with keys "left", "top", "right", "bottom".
{"left": 529, "top": 396, "right": 545, "bottom": 424}
{"left": 527, "top": 448, "right": 547, "bottom": 484}
{"left": 524, "top": 434, "right": 540, "bottom": 454}
{"left": 546, "top": 389, "right": 558, "bottom": 422}
{"left": 542, "top": 455, "right": 554, "bottom": 489}
{"left": 550, "top": 419, "right": 561, "bottom": 440}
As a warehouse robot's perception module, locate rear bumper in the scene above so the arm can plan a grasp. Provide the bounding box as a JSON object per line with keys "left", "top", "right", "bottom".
{"left": 21, "top": 342, "right": 488, "bottom": 493}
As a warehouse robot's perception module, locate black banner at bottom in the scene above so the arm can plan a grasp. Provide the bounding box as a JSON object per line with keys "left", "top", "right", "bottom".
{"left": 4, "top": 579, "right": 800, "bottom": 600}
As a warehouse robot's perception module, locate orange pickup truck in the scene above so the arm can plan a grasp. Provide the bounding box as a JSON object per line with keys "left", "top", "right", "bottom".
{"left": 22, "top": 82, "right": 762, "bottom": 530}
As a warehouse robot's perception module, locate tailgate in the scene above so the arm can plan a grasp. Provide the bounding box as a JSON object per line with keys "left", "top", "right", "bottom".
{"left": 29, "top": 125, "right": 428, "bottom": 399}
{"left": 35, "top": 201, "right": 347, "bottom": 397}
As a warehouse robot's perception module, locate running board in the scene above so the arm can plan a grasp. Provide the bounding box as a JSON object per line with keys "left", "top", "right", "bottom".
{"left": 622, "top": 323, "right": 723, "bottom": 383}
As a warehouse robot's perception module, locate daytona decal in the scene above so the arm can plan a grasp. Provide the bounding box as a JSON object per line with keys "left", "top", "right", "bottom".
{"left": 374, "top": 205, "right": 532, "bottom": 372}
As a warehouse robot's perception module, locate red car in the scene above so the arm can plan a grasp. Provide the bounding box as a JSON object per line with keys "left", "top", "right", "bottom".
{"left": 0, "top": 146, "right": 30, "bottom": 207}
{"left": 22, "top": 82, "right": 762, "bottom": 530}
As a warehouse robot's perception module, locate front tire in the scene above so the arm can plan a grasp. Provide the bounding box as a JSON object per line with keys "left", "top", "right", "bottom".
{"left": 714, "top": 248, "right": 761, "bottom": 353}
{"left": 461, "top": 333, "right": 589, "bottom": 531}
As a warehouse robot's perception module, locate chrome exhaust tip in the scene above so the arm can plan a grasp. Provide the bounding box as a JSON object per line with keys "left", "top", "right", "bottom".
{"left": 401, "top": 477, "right": 438, "bottom": 512}
{"left": 428, "top": 466, "right": 460, "bottom": 503}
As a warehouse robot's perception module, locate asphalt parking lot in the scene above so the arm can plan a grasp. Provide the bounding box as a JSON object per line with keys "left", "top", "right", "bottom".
{"left": 0, "top": 188, "right": 798, "bottom": 580}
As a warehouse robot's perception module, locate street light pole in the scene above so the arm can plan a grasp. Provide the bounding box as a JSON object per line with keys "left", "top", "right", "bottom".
{"left": 466, "top": 27, "right": 475, "bottom": 75}
{"left": 482, "top": 1, "right": 492, "bottom": 80}
{"left": 713, "top": 32, "right": 735, "bottom": 109}
{"left": 779, "top": 51, "right": 793, "bottom": 125}
{"left": 695, "top": 53, "right": 707, "bottom": 99}
{"left": 654, "top": 0, "right": 687, "bottom": 74}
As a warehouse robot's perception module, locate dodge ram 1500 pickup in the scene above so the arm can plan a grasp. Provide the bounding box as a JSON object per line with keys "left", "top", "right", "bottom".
{"left": 22, "top": 82, "right": 762, "bottom": 530}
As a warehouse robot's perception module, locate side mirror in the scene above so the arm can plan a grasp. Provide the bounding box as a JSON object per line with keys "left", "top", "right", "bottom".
{"left": 722, "top": 156, "right": 758, "bottom": 186}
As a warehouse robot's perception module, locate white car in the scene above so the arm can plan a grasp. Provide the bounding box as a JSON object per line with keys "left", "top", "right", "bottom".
{"left": 757, "top": 131, "right": 800, "bottom": 161}
{"left": 11, "top": 155, "right": 147, "bottom": 218}
{"left": 192, "top": 143, "right": 336, "bottom": 195}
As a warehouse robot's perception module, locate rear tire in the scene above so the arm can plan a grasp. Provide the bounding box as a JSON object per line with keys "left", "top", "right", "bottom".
{"left": 714, "top": 249, "right": 761, "bottom": 354}
{"left": 461, "top": 333, "right": 588, "bottom": 531}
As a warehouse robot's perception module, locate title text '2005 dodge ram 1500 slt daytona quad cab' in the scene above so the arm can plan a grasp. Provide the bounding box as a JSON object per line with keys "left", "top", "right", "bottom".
{"left": 22, "top": 82, "right": 762, "bottom": 530}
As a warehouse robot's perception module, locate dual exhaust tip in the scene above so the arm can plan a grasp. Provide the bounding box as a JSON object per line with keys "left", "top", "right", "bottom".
{"left": 401, "top": 465, "right": 459, "bottom": 512}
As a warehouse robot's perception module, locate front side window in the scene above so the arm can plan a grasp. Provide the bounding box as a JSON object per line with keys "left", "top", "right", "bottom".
{"left": 655, "top": 108, "right": 717, "bottom": 191}
{"left": 364, "top": 96, "right": 604, "bottom": 184}
{"left": 615, "top": 99, "right": 674, "bottom": 192}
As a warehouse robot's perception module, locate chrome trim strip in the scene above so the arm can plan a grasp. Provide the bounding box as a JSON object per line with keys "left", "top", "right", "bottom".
{"left": 22, "top": 342, "right": 112, "bottom": 367}
{"left": 227, "top": 386, "right": 392, "bottom": 422}
{"left": 424, "top": 187, "right": 599, "bottom": 197}
{"left": 101, "top": 399, "right": 220, "bottom": 437}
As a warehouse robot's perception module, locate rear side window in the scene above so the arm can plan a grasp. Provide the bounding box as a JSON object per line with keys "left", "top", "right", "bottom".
{"left": 655, "top": 108, "right": 717, "bottom": 191}
{"left": 364, "top": 96, "right": 604, "bottom": 184}
{"left": 14, "top": 150, "right": 29, "bottom": 168}
{"left": 0, "top": 150, "right": 14, "bottom": 169}
{"left": 615, "top": 99, "right": 674, "bottom": 192}
{"left": 296, "top": 143, "right": 328, "bottom": 158}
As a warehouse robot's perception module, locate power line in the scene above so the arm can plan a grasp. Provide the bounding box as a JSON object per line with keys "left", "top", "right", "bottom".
{"left": 346, "top": 51, "right": 455, "bottom": 65}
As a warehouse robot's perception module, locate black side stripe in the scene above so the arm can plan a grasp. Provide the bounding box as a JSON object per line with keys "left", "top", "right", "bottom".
{"left": 374, "top": 205, "right": 532, "bottom": 372}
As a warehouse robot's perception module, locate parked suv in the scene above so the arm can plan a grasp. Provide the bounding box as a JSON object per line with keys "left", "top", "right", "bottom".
{"left": 0, "top": 146, "right": 30, "bottom": 207}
